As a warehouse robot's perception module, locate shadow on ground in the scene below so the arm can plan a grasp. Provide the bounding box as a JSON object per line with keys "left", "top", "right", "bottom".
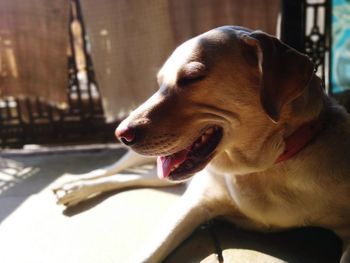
{"left": 167, "top": 221, "right": 342, "bottom": 263}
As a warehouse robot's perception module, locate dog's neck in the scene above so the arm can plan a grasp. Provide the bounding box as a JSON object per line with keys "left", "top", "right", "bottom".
{"left": 275, "top": 116, "right": 325, "bottom": 163}
{"left": 276, "top": 76, "right": 327, "bottom": 163}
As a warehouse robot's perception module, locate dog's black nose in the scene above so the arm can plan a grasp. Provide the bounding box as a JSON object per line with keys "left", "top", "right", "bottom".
{"left": 115, "top": 125, "right": 136, "bottom": 146}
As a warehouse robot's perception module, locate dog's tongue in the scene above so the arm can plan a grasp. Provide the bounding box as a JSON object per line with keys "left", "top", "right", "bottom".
{"left": 157, "top": 149, "right": 188, "bottom": 179}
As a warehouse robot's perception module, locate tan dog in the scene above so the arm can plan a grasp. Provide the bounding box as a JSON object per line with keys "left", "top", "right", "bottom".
{"left": 54, "top": 26, "right": 350, "bottom": 263}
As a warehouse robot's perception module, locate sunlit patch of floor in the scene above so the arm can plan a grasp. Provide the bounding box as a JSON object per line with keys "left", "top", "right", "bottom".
{"left": 0, "top": 158, "right": 39, "bottom": 195}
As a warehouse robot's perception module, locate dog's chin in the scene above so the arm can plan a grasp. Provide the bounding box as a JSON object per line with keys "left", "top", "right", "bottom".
{"left": 159, "top": 125, "right": 223, "bottom": 182}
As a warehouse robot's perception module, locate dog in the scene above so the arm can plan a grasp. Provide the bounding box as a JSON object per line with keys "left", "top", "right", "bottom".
{"left": 54, "top": 26, "right": 350, "bottom": 263}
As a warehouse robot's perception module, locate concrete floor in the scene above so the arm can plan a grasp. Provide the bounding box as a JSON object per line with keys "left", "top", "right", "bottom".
{"left": 0, "top": 145, "right": 343, "bottom": 263}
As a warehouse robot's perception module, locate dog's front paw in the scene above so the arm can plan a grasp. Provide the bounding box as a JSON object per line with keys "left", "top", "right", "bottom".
{"left": 52, "top": 176, "right": 97, "bottom": 207}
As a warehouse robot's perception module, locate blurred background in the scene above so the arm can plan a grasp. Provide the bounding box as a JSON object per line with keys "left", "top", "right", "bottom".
{"left": 0, "top": 0, "right": 342, "bottom": 149}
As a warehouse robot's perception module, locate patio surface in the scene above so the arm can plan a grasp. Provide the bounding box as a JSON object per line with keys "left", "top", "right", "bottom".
{"left": 0, "top": 145, "right": 343, "bottom": 263}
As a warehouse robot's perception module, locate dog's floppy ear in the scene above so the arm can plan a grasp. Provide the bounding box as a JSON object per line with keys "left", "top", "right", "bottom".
{"left": 240, "top": 31, "right": 315, "bottom": 122}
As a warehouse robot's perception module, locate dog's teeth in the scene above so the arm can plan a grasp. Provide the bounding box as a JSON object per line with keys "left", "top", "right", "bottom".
{"left": 171, "top": 164, "right": 180, "bottom": 172}
{"left": 193, "top": 127, "right": 218, "bottom": 151}
{"left": 205, "top": 128, "right": 214, "bottom": 135}
{"left": 203, "top": 134, "right": 210, "bottom": 142}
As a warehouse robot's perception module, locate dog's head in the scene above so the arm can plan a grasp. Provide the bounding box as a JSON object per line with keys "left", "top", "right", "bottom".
{"left": 116, "top": 26, "right": 316, "bottom": 180}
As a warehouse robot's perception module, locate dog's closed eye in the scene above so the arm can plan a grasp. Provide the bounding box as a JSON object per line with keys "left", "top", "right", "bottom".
{"left": 177, "top": 74, "right": 205, "bottom": 86}
{"left": 177, "top": 61, "right": 206, "bottom": 87}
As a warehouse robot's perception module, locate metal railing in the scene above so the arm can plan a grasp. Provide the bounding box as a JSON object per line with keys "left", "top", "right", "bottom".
{"left": 0, "top": 0, "right": 117, "bottom": 148}
{"left": 281, "top": 0, "right": 331, "bottom": 88}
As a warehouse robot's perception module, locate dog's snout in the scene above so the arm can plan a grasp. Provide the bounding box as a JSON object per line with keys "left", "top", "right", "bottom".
{"left": 115, "top": 125, "right": 136, "bottom": 146}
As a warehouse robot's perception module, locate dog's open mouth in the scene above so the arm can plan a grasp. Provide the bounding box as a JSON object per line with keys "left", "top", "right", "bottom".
{"left": 157, "top": 125, "right": 223, "bottom": 181}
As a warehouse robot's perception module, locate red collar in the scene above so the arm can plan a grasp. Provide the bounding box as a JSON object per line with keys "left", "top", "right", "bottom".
{"left": 275, "top": 117, "right": 325, "bottom": 164}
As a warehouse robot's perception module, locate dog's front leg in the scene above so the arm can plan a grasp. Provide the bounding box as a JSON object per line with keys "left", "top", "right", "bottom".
{"left": 131, "top": 171, "right": 232, "bottom": 263}
{"left": 53, "top": 165, "right": 174, "bottom": 207}
{"left": 53, "top": 149, "right": 156, "bottom": 206}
